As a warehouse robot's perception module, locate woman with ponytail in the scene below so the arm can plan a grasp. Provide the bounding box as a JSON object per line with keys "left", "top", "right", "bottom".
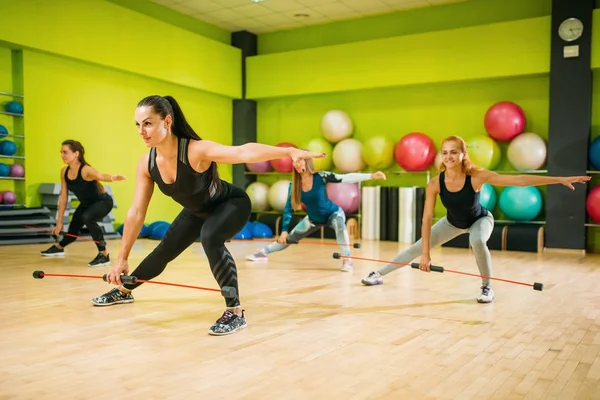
{"left": 361, "top": 135, "right": 591, "bottom": 303}
{"left": 40, "top": 140, "right": 126, "bottom": 267}
{"left": 246, "top": 157, "right": 386, "bottom": 272}
{"left": 93, "top": 95, "right": 325, "bottom": 336}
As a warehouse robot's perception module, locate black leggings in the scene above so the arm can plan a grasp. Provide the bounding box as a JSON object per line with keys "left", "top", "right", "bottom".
{"left": 123, "top": 188, "right": 252, "bottom": 308}
{"left": 59, "top": 193, "right": 113, "bottom": 252}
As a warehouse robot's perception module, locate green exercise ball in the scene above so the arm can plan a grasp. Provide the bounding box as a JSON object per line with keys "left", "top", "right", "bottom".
{"left": 303, "top": 137, "right": 333, "bottom": 171}
{"left": 362, "top": 135, "right": 395, "bottom": 169}
{"left": 467, "top": 136, "right": 501, "bottom": 170}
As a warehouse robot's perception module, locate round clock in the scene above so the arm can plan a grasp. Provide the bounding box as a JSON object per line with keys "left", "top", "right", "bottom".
{"left": 558, "top": 17, "right": 583, "bottom": 42}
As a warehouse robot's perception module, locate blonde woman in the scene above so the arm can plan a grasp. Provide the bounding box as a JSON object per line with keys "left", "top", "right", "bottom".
{"left": 362, "top": 135, "right": 590, "bottom": 303}
{"left": 247, "top": 158, "right": 386, "bottom": 271}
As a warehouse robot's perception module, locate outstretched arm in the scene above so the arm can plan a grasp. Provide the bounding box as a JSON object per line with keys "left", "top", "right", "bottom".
{"left": 473, "top": 170, "right": 591, "bottom": 191}
{"left": 319, "top": 171, "right": 387, "bottom": 184}
{"left": 82, "top": 165, "right": 127, "bottom": 182}
{"left": 192, "top": 140, "right": 326, "bottom": 165}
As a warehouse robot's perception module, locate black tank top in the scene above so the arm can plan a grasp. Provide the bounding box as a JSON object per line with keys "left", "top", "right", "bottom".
{"left": 148, "top": 137, "right": 231, "bottom": 216}
{"left": 64, "top": 165, "right": 103, "bottom": 206}
{"left": 439, "top": 172, "right": 488, "bottom": 229}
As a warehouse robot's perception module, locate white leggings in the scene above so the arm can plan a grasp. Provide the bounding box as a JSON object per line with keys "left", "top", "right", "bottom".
{"left": 379, "top": 214, "right": 495, "bottom": 286}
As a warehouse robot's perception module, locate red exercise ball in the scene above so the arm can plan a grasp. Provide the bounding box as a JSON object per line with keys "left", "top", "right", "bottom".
{"left": 269, "top": 142, "right": 297, "bottom": 173}
{"left": 586, "top": 186, "right": 600, "bottom": 224}
{"left": 394, "top": 132, "right": 436, "bottom": 171}
{"left": 484, "top": 101, "right": 526, "bottom": 142}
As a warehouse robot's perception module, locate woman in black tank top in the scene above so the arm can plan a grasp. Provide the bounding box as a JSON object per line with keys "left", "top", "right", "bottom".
{"left": 95, "top": 95, "right": 326, "bottom": 336}
{"left": 40, "top": 140, "right": 126, "bottom": 267}
{"left": 362, "top": 135, "right": 590, "bottom": 304}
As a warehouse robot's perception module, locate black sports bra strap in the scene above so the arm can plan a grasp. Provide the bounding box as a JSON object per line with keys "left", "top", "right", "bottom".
{"left": 178, "top": 137, "right": 189, "bottom": 166}
{"left": 148, "top": 147, "right": 157, "bottom": 173}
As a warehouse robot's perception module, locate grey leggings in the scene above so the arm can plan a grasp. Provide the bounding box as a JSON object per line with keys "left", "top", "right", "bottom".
{"left": 379, "top": 214, "right": 495, "bottom": 286}
{"left": 262, "top": 207, "right": 351, "bottom": 258}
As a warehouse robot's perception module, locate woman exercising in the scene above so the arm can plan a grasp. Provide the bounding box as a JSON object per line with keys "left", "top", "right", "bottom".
{"left": 40, "top": 140, "right": 125, "bottom": 267}
{"left": 247, "top": 159, "right": 386, "bottom": 272}
{"left": 361, "top": 135, "right": 591, "bottom": 303}
{"left": 92, "top": 95, "right": 325, "bottom": 336}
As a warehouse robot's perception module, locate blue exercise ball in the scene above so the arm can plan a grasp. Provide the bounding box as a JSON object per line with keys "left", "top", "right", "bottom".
{"left": 590, "top": 136, "right": 600, "bottom": 170}
{"left": 498, "top": 186, "right": 543, "bottom": 221}
{"left": 0, "top": 125, "right": 7, "bottom": 138}
{"left": 116, "top": 224, "right": 124, "bottom": 235}
{"left": 139, "top": 224, "right": 151, "bottom": 238}
{"left": 478, "top": 183, "right": 497, "bottom": 212}
{"left": 150, "top": 222, "right": 171, "bottom": 239}
{"left": 4, "top": 101, "right": 23, "bottom": 114}
{"left": 0, "top": 163, "right": 9, "bottom": 177}
{"left": 233, "top": 225, "right": 253, "bottom": 240}
{"left": 250, "top": 221, "right": 273, "bottom": 238}
{"left": 0, "top": 140, "right": 17, "bottom": 156}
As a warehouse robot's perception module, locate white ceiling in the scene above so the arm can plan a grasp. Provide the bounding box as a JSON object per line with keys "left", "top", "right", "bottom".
{"left": 149, "top": 0, "right": 468, "bottom": 34}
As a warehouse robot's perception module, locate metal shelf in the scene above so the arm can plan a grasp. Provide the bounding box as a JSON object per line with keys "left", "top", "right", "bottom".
{"left": 0, "top": 111, "right": 23, "bottom": 117}
{"left": 0, "top": 177, "right": 25, "bottom": 181}
{"left": 585, "top": 224, "right": 600, "bottom": 228}
{"left": 0, "top": 155, "right": 25, "bottom": 160}
{"left": 0, "top": 134, "right": 24, "bottom": 139}
{"left": 0, "top": 91, "right": 23, "bottom": 98}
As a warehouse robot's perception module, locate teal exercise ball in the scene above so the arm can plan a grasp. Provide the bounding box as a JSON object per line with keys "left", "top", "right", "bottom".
{"left": 498, "top": 186, "right": 543, "bottom": 221}
{"left": 478, "top": 183, "right": 497, "bottom": 212}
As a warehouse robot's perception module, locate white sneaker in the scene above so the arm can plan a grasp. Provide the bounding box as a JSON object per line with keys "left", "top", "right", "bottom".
{"left": 341, "top": 259, "right": 353, "bottom": 272}
{"left": 246, "top": 251, "right": 268, "bottom": 262}
{"left": 477, "top": 285, "right": 494, "bottom": 303}
{"left": 361, "top": 271, "right": 383, "bottom": 286}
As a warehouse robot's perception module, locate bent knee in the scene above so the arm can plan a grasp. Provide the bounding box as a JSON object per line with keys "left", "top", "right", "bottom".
{"left": 469, "top": 238, "right": 488, "bottom": 249}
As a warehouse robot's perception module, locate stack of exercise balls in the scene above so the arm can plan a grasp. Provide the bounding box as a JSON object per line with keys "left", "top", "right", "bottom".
{"left": 588, "top": 136, "right": 600, "bottom": 224}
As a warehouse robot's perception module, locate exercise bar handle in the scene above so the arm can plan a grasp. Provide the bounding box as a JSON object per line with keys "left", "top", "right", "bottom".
{"left": 410, "top": 263, "right": 444, "bottom": 273}
{"left": 102, "top": 274, "right": 137, "bottom": 285}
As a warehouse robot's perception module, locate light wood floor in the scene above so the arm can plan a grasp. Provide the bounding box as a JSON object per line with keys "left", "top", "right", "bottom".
{"left": 1, "top": 238, "right": 600, "bottom": 400}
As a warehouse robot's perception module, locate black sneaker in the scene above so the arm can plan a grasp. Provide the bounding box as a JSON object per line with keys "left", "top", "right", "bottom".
{"left": 91, "top": 288, "right": 134, "bottom": 306}
{"left": 208, "top": 310, "right": 247, "bottom": 336}
{"left": 40, "top": 245, "right": 64, "bottom": 257}
{"left": 88, "top": 253, "right": 111, "bottom": 267}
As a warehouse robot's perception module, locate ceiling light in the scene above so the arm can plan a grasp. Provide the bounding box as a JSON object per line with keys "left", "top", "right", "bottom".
{"left": 251, "top": 0, "right": 265, "bottom": 3}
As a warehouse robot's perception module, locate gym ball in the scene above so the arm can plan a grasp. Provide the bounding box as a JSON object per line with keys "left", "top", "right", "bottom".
{"left": 149, "top": 221, "right": 171, "bottom": 239}
{"left": 269, "top": 142, "right": 297, "bottom": 173}
{"left": 0, "top": 163, "right": 9, "bottom": 177}
{"left": 249, "top": 221, "right": 273, "bottom": 238}
{"left": 586, "top": 186, "right": 600, "bottom": 224}
{"left": 394, "top": 132, "right": 436, "bottom": 171}
{"left": 0, "top": 140, "right": 17, "bottom": 156}
{"left": 246, "top": 160, "right": 273, "bottom": 173}
{"left": 498, "top": 186, "right": 543, "bottom": 221}
{"left": 590, "top": 136, "right": 600, "bottom": 170}
{"left": 2, "top": 190, "right": 16, "bottom": 204}
{"left": 484, "top": 101, "right": 526, "bottom": 142}
{"left": 478, "top": 183, "right": 497, "bottom": 212}
{"left": 0, "top": 192, "right": 2, "bottom": 203}
{"left": 326, "top": 182, "right": 360, "bottom": 214}
{"left": 246, "top": 181, "right": 270, "bottom": 211}
{"left": 0, "top": 124, "right": 7, "bottom": 137}
{"left": 332, "top": 138, "right": 365, "bottom": 173}
{"left": 434, "top": 152, "right": 443, "bottom": 170}
{"left": 467, "top": 136, "right": 501, "bottom": 170}
{"left": 9, "top": 163, "right": 24, "bottom": 177}
{"left": 233, "top": 223, "right": 253, "bottom": 240}
{"left": 362, "top": 135, "right": 395, "bottom": 169}
{"left": 4, "top": 101, "right": 23, "bottom": 114}
{"left": 320, "top": 110, "right": 354, "bottom": 143}
{"left": 268, "top": 180, "right": 291, "bottom": 212}
{"left": 304, "top": 137, "right": 333, "bottom": 171}
{"left": 507, "top": 132, "right": 547, "bottom": 171}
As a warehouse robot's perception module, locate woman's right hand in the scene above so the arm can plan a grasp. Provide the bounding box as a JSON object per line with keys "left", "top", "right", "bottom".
{"left": 419, "top": 254, "right": 431, "bottom": 272}
{"left": 52, "top": 223, "right": 63, "bottom": 237}
{"left": 277, "top": 232, "right": 289, "bottom": 245}
{"left": 106, "top": 259, "right": 130, "bottom": 285}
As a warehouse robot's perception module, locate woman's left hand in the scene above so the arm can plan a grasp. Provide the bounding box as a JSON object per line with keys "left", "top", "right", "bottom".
{"left": 371, "top": 171, "right": 387, "bottom": 180}
{"left": 561, "top": 176, "right": 591, "bottom": 190}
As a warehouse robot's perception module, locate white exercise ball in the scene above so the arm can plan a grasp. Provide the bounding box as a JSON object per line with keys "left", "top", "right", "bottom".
{"left": 246, "top": 182, "right": 270, "bottom": 211}
{"left": 268, "top": 180, "right": 291, "bottom": 212}
{"left": 507, "top": 132, "right": 547, "bottom": 171}
{"left": 332, "top": 138, "right": 365, "bottom": 173}
{"left": 321, "top": 110, "right": 354, "bottom": 143}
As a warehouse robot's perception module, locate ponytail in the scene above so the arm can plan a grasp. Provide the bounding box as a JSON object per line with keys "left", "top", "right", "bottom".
{"left": 137, "top": 95, "right": 221, "bottom": 194}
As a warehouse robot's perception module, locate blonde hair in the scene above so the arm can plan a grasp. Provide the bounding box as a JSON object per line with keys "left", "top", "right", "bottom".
{"left": 438, "top": 135, "right": 483, "bottom": 174}
{"left": 291, "top": 157, "right": 315, "bottom": 211}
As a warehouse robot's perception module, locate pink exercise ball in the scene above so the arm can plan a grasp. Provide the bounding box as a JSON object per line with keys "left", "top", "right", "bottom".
{"left": 246, "top": 160, "right": 273, "bottom": 173}
{"left": 394, "top": 132, "right": 436, "bottom": 171}
{"left": 326, "top": 182, "right": 360, "bottom": 213}
{"left": 484, "top": 101, "right": 526, "bottom": 142}
{"left": 2, "top": 190, "right": 16, "bottom": 204}
{"left": 586, "top": 186, "right": 600, "bottom": 224}
{"left": 0, "top": 192, "right": 2, "bottom": 203}
{"left": 9, "top": 163, "right": 24, "bottom": 177}
{"left": 269, "top": 142, "right": 297, "bottom": 173}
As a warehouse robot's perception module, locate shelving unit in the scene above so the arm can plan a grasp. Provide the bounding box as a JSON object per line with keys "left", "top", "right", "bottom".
{"left": 0, "top": 90, "right": 26, "bottom": 209}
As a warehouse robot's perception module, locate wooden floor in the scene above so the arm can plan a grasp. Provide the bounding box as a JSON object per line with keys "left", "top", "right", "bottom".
{"left": 1, "top": 238, "right": 600, "bottom": 400}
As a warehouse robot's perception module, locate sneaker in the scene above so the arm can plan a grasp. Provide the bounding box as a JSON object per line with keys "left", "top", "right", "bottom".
{"left": 341, "top": 259, "right": 353, "bottom": 272}
{"left": 88, "top": 253, "right": 111, "bottom": 267}
{"left": 40, "top": 245, "right": 64, "bottom": 257}
{"left": 246, "top": 250, "right": 268, "bottom": 262}
{"left": 477, "top": 285, "right": 494, "bottom": 303}
{"left": 361, "top": 271, "right": 383, "bottom": 286}
{"left": 208, "top": 309, "right": 247, "bottom": 336}
{"left": 91, "top": 288, "right": 134, "bottom": 306}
